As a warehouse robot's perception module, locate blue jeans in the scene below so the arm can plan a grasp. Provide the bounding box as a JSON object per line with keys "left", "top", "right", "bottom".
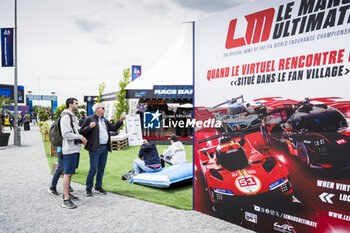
{"left": 50, "top": 148, "right": 63, "bottom": 188}
{"left": 133, "top": 159, "right": 162, "bottom": 174}
{"left": 86, "top": 144, "right": 109, "bottom": 191}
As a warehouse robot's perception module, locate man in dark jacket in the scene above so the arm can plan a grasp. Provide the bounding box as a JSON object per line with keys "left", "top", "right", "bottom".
{"left": 79, "top": 112, "right": 87, "bottom": 127}
{"left": 79, "top": 103, "right": 125, "bottom": 196}
{"left": 133, "top": 140, "right": 162, "bottom": 174}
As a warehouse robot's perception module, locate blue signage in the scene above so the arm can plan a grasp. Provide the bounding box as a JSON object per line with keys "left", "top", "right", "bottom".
{"left": 27, "top": 94, "right": 57, "bottom": 101}
{"left": 135, "top": 91, "right": 146, "bottom": 97}
{"left": 143, "top": 110, "right": 161, "bottom": 129}
{"left": 0, "top": 86, "right": 11, "bottom": 97}
{"left": 132, "top": 65, "right": 142, "bottom": 81}
{"left": 1, "top": 28, "right": 14, "bottom": 67}
{"left": 0, "top": 84, "right": 24, "bottom": 103}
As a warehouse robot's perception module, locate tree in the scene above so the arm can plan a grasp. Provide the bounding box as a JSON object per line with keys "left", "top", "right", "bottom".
{"left": 32, "top": 105, "right": 51, "bottom": 115}
{"left": 113, "top": 68, "right": 131, "bottom": 126}
{"left": 0, "top": 96, "right": 13, "bottom": 110}
{"left": 95, "top": 82, "right": 106, "bottom": 103}
{"left": 53, "top": 103, "right": 81, "bottom": 120}
{"left": 79, "top": 104, "right": 86, "bottom": 109}
{"left": 80, "top": 110, "right": 86, "bottom": 116}
{"left": 53, "top": 103, "right": 67, "bottom": 120}
{"left": 38, "top": 112, "right": 49, "bottom": 121}
{"left": 75, "top": 109, "right": 81, "bottom": 119}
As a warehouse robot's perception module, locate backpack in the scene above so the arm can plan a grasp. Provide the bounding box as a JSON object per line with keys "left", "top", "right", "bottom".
{"left": 49, "top": 113, "right": 73, "bottom": 147}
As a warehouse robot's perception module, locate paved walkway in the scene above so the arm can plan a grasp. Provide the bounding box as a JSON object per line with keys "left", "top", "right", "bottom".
{"left": 0, "top": 126, "right": 254, "bottom": 233}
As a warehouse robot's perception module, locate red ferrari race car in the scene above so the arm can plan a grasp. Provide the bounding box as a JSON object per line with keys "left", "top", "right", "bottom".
{"left": 196, "top": 131, "right": 293, "bottom": 211}
{"left": 260, "top": 98, "right": 350, "bottom": 171}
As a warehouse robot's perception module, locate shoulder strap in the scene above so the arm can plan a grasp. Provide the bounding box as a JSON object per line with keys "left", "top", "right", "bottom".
{"left": 68, "top": 115, "right": 76, "bottom": 133}
{"left": 61, "top": 112, "right": 76, "bottom": 133}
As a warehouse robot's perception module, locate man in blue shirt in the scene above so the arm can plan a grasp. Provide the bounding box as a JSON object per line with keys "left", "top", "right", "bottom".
{"left": 79, "top": 103, "right": 125, "bottom": 196}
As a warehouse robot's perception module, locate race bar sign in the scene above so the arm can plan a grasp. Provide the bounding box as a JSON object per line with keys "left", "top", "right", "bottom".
{"left": 153, "top": 85, "right": 193, "bottom": 99}
{"left": 127, "top": 85, "right": 193, "bottom": 99}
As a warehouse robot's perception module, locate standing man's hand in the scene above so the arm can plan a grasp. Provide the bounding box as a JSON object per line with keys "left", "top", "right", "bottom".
{"left": 90, "top": 122, "right": 96, "bottom": 128}
{"left": 82, "top": 136, "right": 88, "bottom": 145}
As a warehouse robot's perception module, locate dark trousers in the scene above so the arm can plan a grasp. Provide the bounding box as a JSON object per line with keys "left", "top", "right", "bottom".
{"left": 50, "top": 151, "right": 63, "bottom": 187}
{"left": 86, "top": 145, "right": 109, "bottom": 191}
{"left": 160, "top": 156, "right": 173, "bottom": 167}
{"left": 24, "top": 122, "right": 30, "bottom": 131}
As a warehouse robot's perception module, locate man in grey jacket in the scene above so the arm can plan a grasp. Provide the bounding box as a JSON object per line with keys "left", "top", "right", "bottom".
{"left": 60, "top": 98, "right": 87, "bottom": 209}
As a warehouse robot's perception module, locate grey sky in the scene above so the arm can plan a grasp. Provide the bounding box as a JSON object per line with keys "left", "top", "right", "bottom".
{"left": 0, "top": 0, "right": 248, "bottom": 106}
{"left": 173, "top": 0, "right": 250, "bottom": 12}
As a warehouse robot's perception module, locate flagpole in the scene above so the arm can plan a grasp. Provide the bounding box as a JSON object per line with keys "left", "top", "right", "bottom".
{"left": 13, "top": 0, "right": 20, "bottom": 146}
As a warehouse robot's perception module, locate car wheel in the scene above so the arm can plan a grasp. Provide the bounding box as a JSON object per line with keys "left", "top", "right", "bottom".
{"left": 297, "top": 142, "right": 310, "bottom": 167}
{"left": 261, "top": 126, "right": 271, "bottom": 146}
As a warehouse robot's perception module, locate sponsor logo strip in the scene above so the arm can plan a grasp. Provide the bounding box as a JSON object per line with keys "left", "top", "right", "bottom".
{"left": 269, "top": 177, "right": 286, "bottom": 190}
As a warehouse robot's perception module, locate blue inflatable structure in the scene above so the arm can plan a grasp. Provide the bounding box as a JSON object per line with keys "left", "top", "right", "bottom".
{"left": 130, "top": 163, "right": 193, "bottom": 188}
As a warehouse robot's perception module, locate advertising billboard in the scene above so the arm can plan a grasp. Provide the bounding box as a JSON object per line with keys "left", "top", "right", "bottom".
{"left": 0, "top": 84, "right": 24, "bottom": 103}
{"left": 194, "top": 0, "right": 350, "bottom": 232}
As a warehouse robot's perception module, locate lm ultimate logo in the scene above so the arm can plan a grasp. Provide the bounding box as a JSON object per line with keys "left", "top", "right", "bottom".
{"left": 225, "top": 8, "right": 275, "bottom": 49}
{"left": 225, "top": 0, "right": 350, "bottom": 49}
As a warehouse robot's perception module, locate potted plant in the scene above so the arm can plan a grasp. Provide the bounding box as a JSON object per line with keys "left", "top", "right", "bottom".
{"left": 0, "top": 96, "right": 13, "bottom": 146}
{"left": 40, "top": 122, "right": 50, "bottom": 141}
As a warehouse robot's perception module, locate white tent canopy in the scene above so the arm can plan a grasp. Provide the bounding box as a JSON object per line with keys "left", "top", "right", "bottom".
{"left": 126, "top": 22, "right": 193, "bottom": 90}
